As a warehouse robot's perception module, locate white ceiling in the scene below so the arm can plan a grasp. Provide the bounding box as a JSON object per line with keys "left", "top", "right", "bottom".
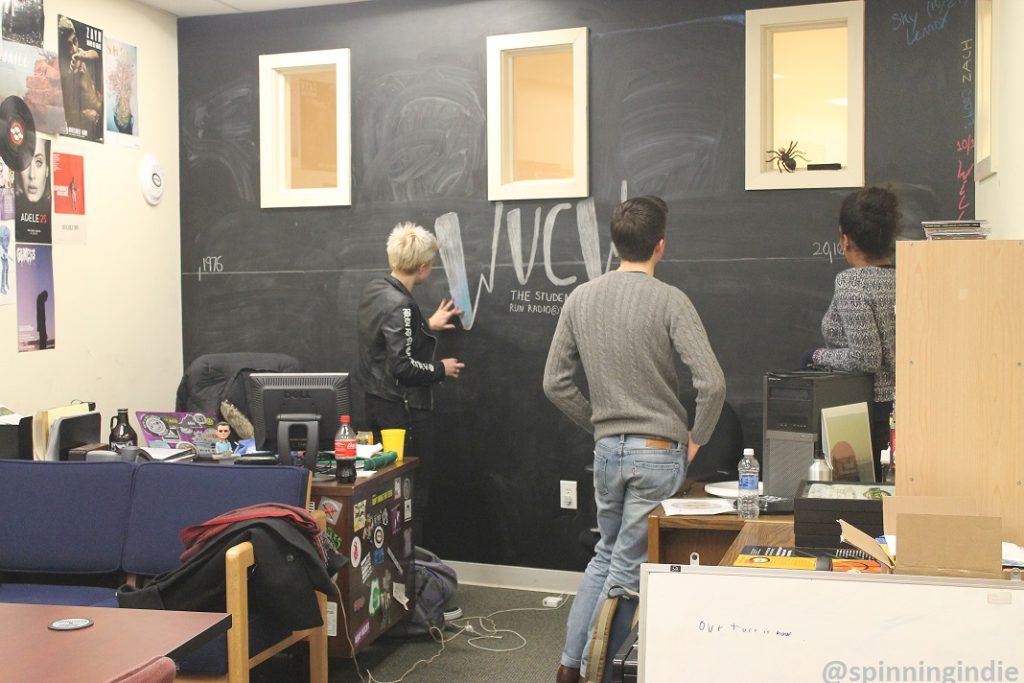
{"left": 136, "top": 0, "right": 373, "bottom": 18}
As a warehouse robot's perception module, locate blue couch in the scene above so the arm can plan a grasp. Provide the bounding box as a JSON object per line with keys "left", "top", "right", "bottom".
{"left": 0, "top": 460, "right": 328, "bottom": 683}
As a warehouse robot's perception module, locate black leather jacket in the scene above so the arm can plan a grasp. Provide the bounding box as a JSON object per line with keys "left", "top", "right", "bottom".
{"left": 357, "top": 275, "right": 444, "bottom": 410}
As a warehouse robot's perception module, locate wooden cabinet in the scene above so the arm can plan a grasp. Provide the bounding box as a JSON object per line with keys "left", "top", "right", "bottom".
{"left": 311, "top": 457, "right": 418, "bottom": 657}
{"left": 896, "top": 240, "right": 1024, "bottom": 543}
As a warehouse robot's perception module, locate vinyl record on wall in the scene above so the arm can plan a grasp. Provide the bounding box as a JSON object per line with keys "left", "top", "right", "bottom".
{"left": 0, "top": 96, "right": 36, "bottom": 172}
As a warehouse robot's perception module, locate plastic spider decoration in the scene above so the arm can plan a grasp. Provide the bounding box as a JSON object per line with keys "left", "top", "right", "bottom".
{"left": 765, "top": 141, "right": 809, "bottom": 173}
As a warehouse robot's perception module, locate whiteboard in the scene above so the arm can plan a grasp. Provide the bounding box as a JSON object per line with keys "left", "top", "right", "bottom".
{"left": 640, "top": 564, "right": 1024, "bottom": 683}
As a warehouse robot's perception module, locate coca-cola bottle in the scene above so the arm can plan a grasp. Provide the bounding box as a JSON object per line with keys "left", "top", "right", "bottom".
{"left": 108, "top": 409, "right": 138, "bottom": 453}
{"left": 334, "top": 415, "right": 357, "bottom": 483}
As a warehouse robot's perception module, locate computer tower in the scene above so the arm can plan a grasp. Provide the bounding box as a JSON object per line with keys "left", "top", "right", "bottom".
{"left": 762, "top": 370, "right": 873, "bottom": 499}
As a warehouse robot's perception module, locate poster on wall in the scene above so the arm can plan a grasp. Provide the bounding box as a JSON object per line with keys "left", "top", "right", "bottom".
{"left": 57, "top": 15, "right": 103, "bottom": 143}
{"left": 104, "top": 37, "right": 139, "bottom": 146}
{"left": 13, "top": 135, "right": 49, "bottom": 244}
{"left": 1, "top": 0, "right": 44, "bottom": 49}
{"left": 0, "top": 42, "right": 65, "bottom": 135}
{"left": 52, "top": 151, "right": 86, "bottom": 244}
{"left": 15, "top": 242, "right": 54, "bottom": 351}
{"left": 0, "top": 220, "right": 12, "bottom": 306}
{"left": 0, "top": 155, "right": 13, "bottom": 305}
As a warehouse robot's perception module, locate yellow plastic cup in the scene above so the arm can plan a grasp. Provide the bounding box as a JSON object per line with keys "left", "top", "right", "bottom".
{"left": 380, "top": 429, "right": 406, "bottom": 461}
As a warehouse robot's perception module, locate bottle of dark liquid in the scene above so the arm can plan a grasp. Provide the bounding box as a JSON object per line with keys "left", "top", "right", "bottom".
{"left": 108, "top": 409, "right": 138, "bottom": 453}
{"left": 334, "top": 415, "right": 357, "bottom": 484}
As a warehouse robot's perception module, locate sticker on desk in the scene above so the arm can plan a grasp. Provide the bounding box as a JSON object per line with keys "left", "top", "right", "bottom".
{"left": 371, "top": 489, "right": 393, "bottom": 506}
{"left": 373, "top": 525, "right": 385, "bottom": 549}
{"left": 350, "top": 536, "right": 362, "bottom": 567}
{"left": 403, "top": 477, "right": 412, "bottom": 499}
{"left": 318, "top": 497, "right": 342, "bottom": 525}
{"left": 387, "top": 545, "right": 404, "bottom": 577}
{"left": 390, "top": 504, "right": 402, "bottom": 530}
{"left": 353, "top": 595, "right": 366, "bottom": 613}
{"left": 403, "top": 528, "right": 412, "bottom": 556}
{"left": 353, "top": 500, "right": 367, "bottom": 532}
{"left": 326, "top": 602, "right": 338, "bottom": 637}
{"left": 393, "top": 581, "right": 409, "bottom": 609}
{"left": 404, "top": 499, "right": 413, "bottom": 522}
{"left": 324, "top": 527, "right": 343, "bottom": 552}
{"left": 353, "top": 619, "right": 370, "bottom": 649}
{"left": 369, "top": 579, "right": 381, "bottom": 615}
{"left": 394, "top": 478, "right": 401, "bottom": 499}
{"left": 361, "top": 554, "right": 372, "bottom": 583}
{"left": 373, "top": 547, "right": 385, "bottom": 566}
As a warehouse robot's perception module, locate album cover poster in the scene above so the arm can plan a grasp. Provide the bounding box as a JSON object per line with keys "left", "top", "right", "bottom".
{"left": 0, "top": 219, "right": 12, "bottom": 306}
{"left": 104, "top": 37, "right": 139, "bottom": 145}
{"left": 14, "top": 135, "right": 49, "bottom": 243}
{"left": 1, "top": 0, "right": 44, "bottom": 49}
{"left": 57, "top": 15, "right": 103, "bottom": 143}
{"left": 52, "top": 150, "right": 86, "bottom": 244}
{"left": 15, "top": 242, "right": 54, "bottom": 352}
{"left": 0, "top": 42, "right": 65, "bottom": 135}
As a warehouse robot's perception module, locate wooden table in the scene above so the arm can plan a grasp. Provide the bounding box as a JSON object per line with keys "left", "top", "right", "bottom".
{"left": 0, "top": 603, "right": 230, "bottom": 683}
{"left": 718, "top": 517, "right": 797, "bottom": 566}
{"left": 647, "top": 481, "right": 793, "bottom": 566}
{"left": 311, "top": 457, "right": 418, "bottom": 657}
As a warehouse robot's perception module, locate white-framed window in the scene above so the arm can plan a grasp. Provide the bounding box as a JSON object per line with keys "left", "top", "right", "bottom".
{"left": 258, "top": 49, "right": 351, "bottom": 208}
{"left": 745, "top": 1, "right": 864, "bottom": 190}
{"left": 975, "top": 0, "right": 996, "bottom": 180}
{"left": 486, "top": 27, "right": 588, "bottom": 201}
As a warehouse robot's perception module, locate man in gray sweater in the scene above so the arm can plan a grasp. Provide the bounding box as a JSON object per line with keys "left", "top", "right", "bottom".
{"left": 544, "top": 196, "right": 726, "bottom": 683}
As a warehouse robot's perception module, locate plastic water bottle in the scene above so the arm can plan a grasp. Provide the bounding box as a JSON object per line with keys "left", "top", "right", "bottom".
{"left": 737, "top": 448, "right": 760, "bottom": 520}
{"left": 333, "top": 415, "right": 357, "bottom": 483}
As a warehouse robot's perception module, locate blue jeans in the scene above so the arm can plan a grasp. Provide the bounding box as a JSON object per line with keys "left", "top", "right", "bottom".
{"left": 560, "top": 435, "right": 686, "bottom": 676}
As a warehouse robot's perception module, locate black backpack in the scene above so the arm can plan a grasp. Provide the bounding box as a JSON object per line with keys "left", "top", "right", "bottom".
{"left": 387, "top": 546, "right": 458, "bottom": 638}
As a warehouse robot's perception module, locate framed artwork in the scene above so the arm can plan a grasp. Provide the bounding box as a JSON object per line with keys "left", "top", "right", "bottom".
{"left": 486, "top": 27, "right": 588, "bottom": 201}
{"left": 821, "top": 401, "right": 874, "bottom": 483}
{"left": 259, "top": 48, "right": 351, "bottom": 208}
{"left": 745, "top": 1, "right": 864, "bottom": 190}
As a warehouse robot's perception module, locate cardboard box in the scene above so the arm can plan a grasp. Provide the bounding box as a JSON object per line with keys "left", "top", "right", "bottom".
{"left": 839, "top": 496, "right": 1003, "bottom": 580}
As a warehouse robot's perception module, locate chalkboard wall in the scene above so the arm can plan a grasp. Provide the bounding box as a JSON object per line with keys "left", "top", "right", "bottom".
{"left": 178, "top": 0, "right": 975, "bottom": 570}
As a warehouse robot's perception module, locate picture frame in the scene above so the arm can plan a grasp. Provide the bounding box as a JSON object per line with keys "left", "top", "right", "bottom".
{"left": 821, "top": 401, "right": 874, "bottom": 483}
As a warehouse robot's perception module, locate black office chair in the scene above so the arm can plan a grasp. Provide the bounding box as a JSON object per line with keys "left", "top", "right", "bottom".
{"left": 682, "top": 398, "right": 744, "bottom": 483}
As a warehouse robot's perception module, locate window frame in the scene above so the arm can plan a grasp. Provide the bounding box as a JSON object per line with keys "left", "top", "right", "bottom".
{"left": 486, "top": 27, "right": 589, "bottom": 201}
{"left": 744, "top": 1, "right": 865, "bottom": 191}
{"left": 258, "top": 48, "right": 352, "bottom": 208}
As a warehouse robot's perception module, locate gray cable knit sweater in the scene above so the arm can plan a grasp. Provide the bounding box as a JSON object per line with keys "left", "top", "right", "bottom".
{"left": 543, "top": 270, "right": 726, "bottom": 445}
{"left": 812, "top": 265, "right": 896, "bottom": 402}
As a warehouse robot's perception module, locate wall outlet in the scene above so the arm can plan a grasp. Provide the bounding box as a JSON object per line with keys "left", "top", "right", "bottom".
{"left": 560, "top": 480, "right": 578, "bottom": 510}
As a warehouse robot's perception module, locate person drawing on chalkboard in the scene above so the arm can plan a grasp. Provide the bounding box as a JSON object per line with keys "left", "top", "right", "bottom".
{"left": 543, "top": 196, "right": 726, "bottom": 683}
{"left": 356, "top": 221, "right": 464, "bottom": 548}
{"left": 803, "top": 186, "right": 898, "bottom": 482}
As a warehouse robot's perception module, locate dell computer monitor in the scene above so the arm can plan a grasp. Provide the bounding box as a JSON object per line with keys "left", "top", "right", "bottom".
{"left": 248, "top": 372, "right": 351, "bottom": 472}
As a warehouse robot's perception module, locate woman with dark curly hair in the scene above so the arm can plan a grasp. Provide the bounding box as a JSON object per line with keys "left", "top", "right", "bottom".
{"left": 805, "top": 186, "right": 899, "bottom": 481}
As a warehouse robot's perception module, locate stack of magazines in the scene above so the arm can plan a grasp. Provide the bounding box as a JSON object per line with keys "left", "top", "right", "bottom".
{"left": 921, "top": 219, "right": 990, "bottom": 240}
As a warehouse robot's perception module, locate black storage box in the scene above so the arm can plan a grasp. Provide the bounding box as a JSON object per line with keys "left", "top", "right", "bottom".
{"left": 794, "top": 480, "right": 893, "bottom": 548}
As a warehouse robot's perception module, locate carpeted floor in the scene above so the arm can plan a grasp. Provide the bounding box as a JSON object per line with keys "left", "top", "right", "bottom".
{"left": 251, "top": 584, "right": 573, "bottom": 683}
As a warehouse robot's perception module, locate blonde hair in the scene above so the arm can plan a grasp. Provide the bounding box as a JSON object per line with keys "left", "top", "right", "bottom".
{"left": 386, "top": 222, "right": 439, "bottom": 273}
